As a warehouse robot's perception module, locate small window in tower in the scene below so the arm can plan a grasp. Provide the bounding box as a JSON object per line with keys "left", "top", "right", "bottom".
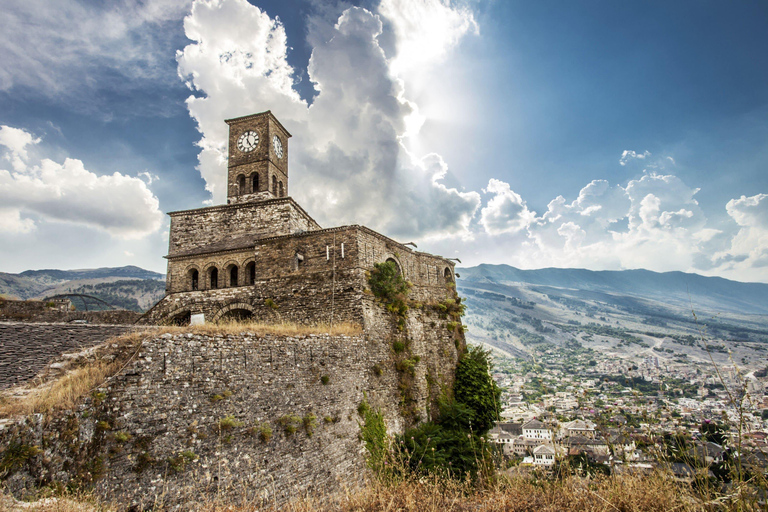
{"left": 294, "top": 252, "right": 304, "bottom": 270}
{"left": 190, "top": 269, "right": 199, "bottom": 291}
{"left": 278, "top": 181, "right": 284, "bottom": 197}
{"left": 246, "top": 261, "right": 256, "bottom": 285}
{"left": 252, "top": 173, "right": 259, "bottom": 193}
{"left": 209, "top": 267, "right": 219, "bottom": 289}
{"left": 272, "top": 175, "right": 277, "bottom": 196}
{"left": 237, "top": 174, "right": 246, "bottom": 195}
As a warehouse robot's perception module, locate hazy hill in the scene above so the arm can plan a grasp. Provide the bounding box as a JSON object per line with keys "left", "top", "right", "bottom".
{"left": 0, "top": 266, "right": 165, "bottom": 311}
{"left": 458, "top": 264, "right": 768, "bottom": 315}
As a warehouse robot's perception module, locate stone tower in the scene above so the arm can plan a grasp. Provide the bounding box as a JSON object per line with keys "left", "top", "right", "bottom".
{"left": 226, "top": 111, "right": 291, "bottom": 204}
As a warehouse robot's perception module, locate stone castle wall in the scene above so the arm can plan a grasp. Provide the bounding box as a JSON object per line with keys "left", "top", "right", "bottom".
{"left": 0, "top": 303, "right": 463, "bottom": 508}
{"left": 0, "top": 323, "right": 145, "bottom": 389}
{"left": 167, "top": 198, "right": 320, "bottom": 258}
{"left": 153, "top": 225, "right": 455, "bottom": 325}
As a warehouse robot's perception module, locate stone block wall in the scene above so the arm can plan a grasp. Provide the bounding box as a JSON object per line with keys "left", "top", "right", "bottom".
{"left": 156, "top": 225, "right": 456, "bottom": 326}
{"left": 0, "top": 304, "right": 463, "bottom": 508}
{"left": 167, "top": 198, "right": 320, "bottom": 257}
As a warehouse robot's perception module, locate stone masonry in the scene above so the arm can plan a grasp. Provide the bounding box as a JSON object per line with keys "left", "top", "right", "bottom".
{"left": 142, "top": 110, "right": 456, "bottom": 327}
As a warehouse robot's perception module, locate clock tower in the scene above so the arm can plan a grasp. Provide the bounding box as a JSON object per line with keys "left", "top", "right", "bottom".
{"left": 225, "top": 110, "right": 291, "bottom": 203}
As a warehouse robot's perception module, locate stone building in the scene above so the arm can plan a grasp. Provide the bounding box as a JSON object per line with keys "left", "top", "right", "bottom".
{"left": 142, "top": 111, "right": 457, "bottom": 326}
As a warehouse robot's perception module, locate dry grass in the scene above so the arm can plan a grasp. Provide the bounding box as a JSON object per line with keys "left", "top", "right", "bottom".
{"left": 10, "top": 470, "right": 719, "bottom": 512}
{"left": 0, "top": 331, "right": 146, "bottom": 418}
{"left": 261, "top": 471, "right": 709, "bottom": 512}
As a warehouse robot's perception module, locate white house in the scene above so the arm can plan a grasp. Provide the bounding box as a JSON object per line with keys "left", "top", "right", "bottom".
{"left": 533, "top": 444, "right": 556, "bottom": 467}
{"left": 523, "top": 419, "right": 551, "bottom": 440}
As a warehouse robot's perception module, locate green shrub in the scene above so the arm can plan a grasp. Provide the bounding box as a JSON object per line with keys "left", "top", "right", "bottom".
{"left": 392, "top": 341, "right": 406, "bottom": 353}
{"left": 278, "top": 414, "right": 302, "bottom": 436}
{"left": 303, "top": 414, "right": 317, "bottom": 436}
{"left": 219, "top": 415, "right": 244, "bottom": 430}
{"left": 321, "top": 375, "right": 330, "bottom": 385}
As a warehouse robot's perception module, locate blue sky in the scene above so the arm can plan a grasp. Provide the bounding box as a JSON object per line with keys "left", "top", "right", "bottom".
{"left": 1, "top": 0, "right": 767, "bottom": 282}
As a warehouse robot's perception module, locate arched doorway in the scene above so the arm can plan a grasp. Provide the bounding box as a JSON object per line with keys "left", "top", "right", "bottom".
{"left": 168, "top": 310, "right": 191, "bottom": 326}
{"left": 444, "top": 267, "right": 454, "bottom": 283}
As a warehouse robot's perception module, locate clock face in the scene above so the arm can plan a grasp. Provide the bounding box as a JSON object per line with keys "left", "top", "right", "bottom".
{"left": 273, "top": 135, "right": 283, "bottom": 159}
{"left": 237, "top": 130, "right": 259, "bottom": 153}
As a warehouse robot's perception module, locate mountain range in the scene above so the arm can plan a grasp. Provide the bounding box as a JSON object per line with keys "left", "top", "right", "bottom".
{"left": 457, "top": 264, "right": 768, "bottom": 316}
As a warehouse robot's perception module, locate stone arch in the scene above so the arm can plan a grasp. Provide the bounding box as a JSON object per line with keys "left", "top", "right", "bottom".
{"left": 237, "top": 174, "right": 246, "bottom": 195}
{"left": 211, "top": 302, "right": 256, "bottom": 323}
{"left": 385, "top": 256, "right": 403, "bottom": 276}
{"left": 207, "top": 266, "right": 219, "bottom": 289}
{"left": 187, "top": 266, "right": 200, "bottom": 291}
{"left": 271, "top": 175, "right": 277, "bottom": 196}
{"left": 251, "top": 173, "right": 259, "bottom": 193}
{"left": 443, "top": 267, "right": 454, "bottom": 283}
{"left": 165, "top": 308, "right": 192, "bottom": 326}
{"left": 278, "top": 180, "right": 284, "bottom": 197}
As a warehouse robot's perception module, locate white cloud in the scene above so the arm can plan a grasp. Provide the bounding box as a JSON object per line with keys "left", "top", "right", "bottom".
{"left": 0, "top": 0, "right": 191, "bottom": 113}
{"left": 479, "top": 179, "right": 535, "bottom": 235}
{"left": 0, "top": 126, "right": 163, "bottom": 238}
{"left": 710, "top": 194, "right": 768, "bottom": 278}
{"left": 619, "top": 149, "right": 651, "bottom": 166}
{"left": 178, "top": 0, "right": 480, "bottom": 240}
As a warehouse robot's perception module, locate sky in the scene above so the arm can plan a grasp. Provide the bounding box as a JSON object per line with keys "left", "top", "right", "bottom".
{"left": 1, "top": 0, "right": 767, "bottom": 283}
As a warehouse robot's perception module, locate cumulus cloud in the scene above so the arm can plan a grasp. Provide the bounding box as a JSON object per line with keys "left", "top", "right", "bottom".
{"left": 0, "top": 125, "right": 163, "bottom": 238}
{"left": 178, "top": 0, "right": 480, "bottom": 239}
{"left": 480, "top": 179, "right": 535, "bottom": 235}
{"left": 0, "top": 0, "right": 191, "bottom": 113}
{"left": 711, "top": 194, "right": 768, "bottom": 276}
{"left": 619, "top": 149, "right": 651, "bottom": 166}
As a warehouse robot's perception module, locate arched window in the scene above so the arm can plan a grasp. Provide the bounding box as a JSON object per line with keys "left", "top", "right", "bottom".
{"left": 272, "top": 175, "right": 277, "bottom": 196}
{"left": 252, "top": 173, "right": 259, "bottom": 193}
{"left": 385, "top": 257, "right": 402, "bottom": 276}
{"left": 444, "top": 267, "right": 453, "bottom": 283}
{"left": 209, "top": 267, "right": 219, "bottom": 289}
{"left": 245, "top": 261, "right": 256, "bottom": 285}
{"left": 237, "top": 174, "right": 246, "bottom": 195}
{"left": 229, "top": 265, "right": 238, "bottom": 287}
{"left": 278, "top": 181, "right": 284, "bottom": 197}
{"left": 189, "top": 269, "right": 199, "bottom": 291}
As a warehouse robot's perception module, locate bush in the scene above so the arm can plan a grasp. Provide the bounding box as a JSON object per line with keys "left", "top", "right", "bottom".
{"left": 453, "top": 345, "right": 501, "bottom": 436}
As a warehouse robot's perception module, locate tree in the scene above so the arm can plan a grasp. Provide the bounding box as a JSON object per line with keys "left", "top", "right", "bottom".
{"left": 454, "top": 345, "right": 502, "bottom": 436}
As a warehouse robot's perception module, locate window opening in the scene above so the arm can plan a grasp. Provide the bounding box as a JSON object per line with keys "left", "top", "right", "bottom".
{"left": 272, "top": 175, "right": 277, "bottom": 196}
{"left": 209, "top": 267, "right": 218, "bottom": 289}
{"left": 252, "top": 173, "right": 259, "bottom": 193}
{"left": 278, "top": 181, "right": 284, "bottom": 197}
{"left": 190, "top": 269, "right": 199, "bottom": 291}
{"left": 229, "top": 265, "right": 238, "bottom": 287}
{"left": 237, "top": 174, "right": 246, "bottom": 195}
{"left": 246, "top": 262, "right": 256, "bottom": 285}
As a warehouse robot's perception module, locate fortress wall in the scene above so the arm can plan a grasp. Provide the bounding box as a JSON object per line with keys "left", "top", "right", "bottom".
{"left": 0, "top": 323, "right": 144, "bottom": 389}
{"left": 0, "top": 300, "right": 141, "bottom": 324}
{"left": 156, "top": 226, "right": 457, "bottom": 326}
{"left": 0, "top": 314, "right": 462, "bottom": 508}
{"left": 168, "top": 199, "right": 320, "bottom": 256}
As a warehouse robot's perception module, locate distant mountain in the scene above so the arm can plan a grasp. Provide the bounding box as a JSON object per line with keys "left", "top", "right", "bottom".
{"left": 0, "top": 266, "right": 165, "bottom": 311}
{"left": 457, "top": 264, "right": 768, "bottom": 315}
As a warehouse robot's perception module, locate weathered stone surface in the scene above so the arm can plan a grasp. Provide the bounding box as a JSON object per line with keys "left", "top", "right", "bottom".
{"left": 0, "top": 300, "right": 141, "bottom": 325}
{"left": 0, "top": 309, "right": 462, "bottom": 508}
{"left": 0, "top": 323, "right": 142, "bottom": 389}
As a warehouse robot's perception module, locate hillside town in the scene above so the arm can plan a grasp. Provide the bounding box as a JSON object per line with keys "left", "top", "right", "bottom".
{"left": 488, "top": 345, "right": 768, "bottom": 477}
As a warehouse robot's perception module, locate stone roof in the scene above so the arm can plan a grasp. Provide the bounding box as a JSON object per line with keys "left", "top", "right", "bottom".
{"left": 523, "top": 419, "right": 547, "bottom": 430}
{"left": 533, "top": 444, "right": 555, "bottom": 455}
